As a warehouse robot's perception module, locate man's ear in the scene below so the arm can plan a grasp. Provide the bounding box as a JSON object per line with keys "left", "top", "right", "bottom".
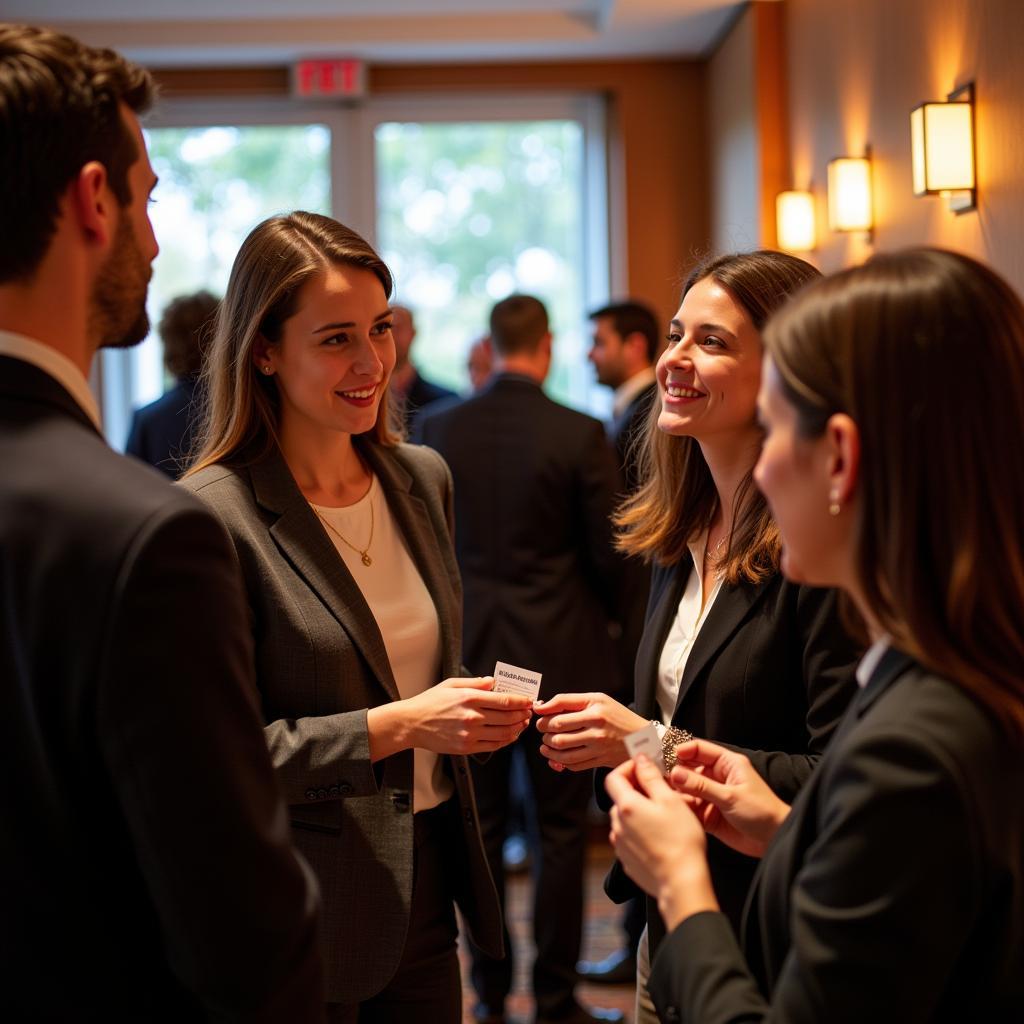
{"left": 825, "top": 412, "right": 861, "bottom": 507}
{"left": 68, "top": 161, "right": 115, "bottom": 249}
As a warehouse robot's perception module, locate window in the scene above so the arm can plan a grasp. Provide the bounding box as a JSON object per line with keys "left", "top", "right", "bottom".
{"left": 101, "top": 93, "right": 613, "bottom": 445}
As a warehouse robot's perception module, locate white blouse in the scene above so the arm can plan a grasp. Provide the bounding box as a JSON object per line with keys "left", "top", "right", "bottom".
{"left": 311, "top": 475, "right": 453, "bottom": 813}
{"left": 654, "top": 532, "right": 724, "bottom": 728}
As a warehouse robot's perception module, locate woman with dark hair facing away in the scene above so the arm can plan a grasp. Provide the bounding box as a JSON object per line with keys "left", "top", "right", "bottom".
{"left": 534, "top": 251, "right": 860, "bottom": 1020}
{"left": 607, "top": 248, "right": 1024, "bottom": 1022}
{"left": 181, "top": 211, "right": 531, "bottom": 1021}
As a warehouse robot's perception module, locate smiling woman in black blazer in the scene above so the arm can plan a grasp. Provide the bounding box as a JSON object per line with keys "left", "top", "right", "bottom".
{"left": 535, "top": 252, "right": 859, "bottom": 1020}
{"left": 607, "top": 248, "right": 1024, "bottom": 1022}
{"left": 181, "top": 212, "right": 533, "bottom": 1022}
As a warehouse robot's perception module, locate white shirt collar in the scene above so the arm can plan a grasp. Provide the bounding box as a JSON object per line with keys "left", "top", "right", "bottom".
{"left": 612, "top": 366, "right": 656, "bottom": 419}
{"left": 0, "top": 329, "right": 102, "bottom": 432}
{"left": 855, "top": 636, "right": 891, "bottom": 688}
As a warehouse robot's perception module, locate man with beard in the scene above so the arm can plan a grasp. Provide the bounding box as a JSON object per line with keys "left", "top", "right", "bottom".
{"left": 0, "top": 24, "right": 325, "bottom": 1020}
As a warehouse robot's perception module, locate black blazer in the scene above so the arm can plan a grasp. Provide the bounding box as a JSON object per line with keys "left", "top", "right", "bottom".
{"left": 649, "top": 649, "right": 1024, "bottom": 1023}
{"left": 609, "top": 379, "right": 657, "bottom": 495}
{"left": 415, "top": 373, "right": 625, "bottom": 698}
{"left": 603, "top": 556, "right": 860, "bottom": 941}
{"left": 182, "top": 440, "right": 503, "bottom": 1003}
{"left": 125, "top": 376, "right": 201, "bottom": 478}
{"left": 0, "top": 356, "right": 323, "bottom": 1021}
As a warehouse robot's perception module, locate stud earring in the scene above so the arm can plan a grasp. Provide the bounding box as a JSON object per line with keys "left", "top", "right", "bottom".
{"left": 261, "top": 365, "right": 273, "bottom": 376}
{"left": 828, "top": 490, "right": 841, "bottom": 517}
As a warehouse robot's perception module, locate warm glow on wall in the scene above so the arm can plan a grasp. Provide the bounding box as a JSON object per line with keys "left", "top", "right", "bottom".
{"left": 827, "top": 156, "right": 873, "bottom": 233}
{"left": 910, "top": 83, "right": 976, "bottom": 213}
{"left": 776, "top": 191, "right": 815, "bottom": 251}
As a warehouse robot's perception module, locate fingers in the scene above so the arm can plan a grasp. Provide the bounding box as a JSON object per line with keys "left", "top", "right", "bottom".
{"left": 603, "top": 759, "right": 640, "bottom": 805}
{"left": 466, "top": 689, "right": 535, "bottom": 712}
{"left": 672, "top": 738, "right": 736, "bottom": 771}
{"left": 669, "top": 764, "right": 732, "bottom": 808}
{"left": 533, "top": 693, "right": 595, "bottom": 716}
{"left": 631, "top": 753, "right": 671, "bottom": 798}
{"left": 440, "top": 675, "right": 495, "bottom": 689}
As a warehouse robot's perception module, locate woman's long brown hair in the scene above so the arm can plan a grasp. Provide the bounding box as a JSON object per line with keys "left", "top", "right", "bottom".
{"left": 184, "top": 211, "right": 400, "bottom": 477}
{"left": 616, "top": 250, "right": 820, "bottom": 582}
{"left": 765, "top": 247, "right": 1024, "bottom": 739}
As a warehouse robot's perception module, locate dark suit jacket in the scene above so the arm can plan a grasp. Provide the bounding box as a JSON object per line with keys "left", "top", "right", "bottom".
{"left": 649, "top": 649, "right": 1024, "bottom": 1023}
{"left": 415, "top": 373, "right": 625, "bottom": 699}
{"left": 182, "top": 439, "right": 503, "bottom": 1003}
{"left": 125, "top": 376, "right": 201, "bottom": 478}
{"left": 607, "top": 379, "right": 657, "bottom": 694}
{"left": 0, "top": 356, "right": 323, "bottom": 1021}
{"left": 609, "top": 379, "right": 657, "bottom": 495}
{"left": 603, "top": 556, "right": 859, "bottom": 942}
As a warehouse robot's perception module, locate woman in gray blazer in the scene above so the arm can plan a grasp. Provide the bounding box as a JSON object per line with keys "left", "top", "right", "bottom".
{"left": 181, "top": 211, "right": 532, "bottom": 1022}
{"left": 606, "top": 249, "right": 1024, "bottom": 1022}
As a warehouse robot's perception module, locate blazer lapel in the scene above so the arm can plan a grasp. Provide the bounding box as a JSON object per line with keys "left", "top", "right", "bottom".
{"left": 251, "top": 449, "right": 401, "bottom": 701}
{"left": 672, "top": 575, "right": 771, "bottom": 718}
{"left": 361, "top": 442, "right": 462, "bottom": 679}
{"left": 634, "top": 558, "right": 692, "bottom": 716}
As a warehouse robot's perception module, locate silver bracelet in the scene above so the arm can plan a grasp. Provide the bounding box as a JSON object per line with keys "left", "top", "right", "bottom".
{"left": 660, "top": 725, "right": 694, "bottom": 773}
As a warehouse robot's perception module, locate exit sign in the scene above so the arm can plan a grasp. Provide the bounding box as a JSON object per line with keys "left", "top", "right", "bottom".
{"left": 292, "top": 59, "right": 367, "bottom": 100}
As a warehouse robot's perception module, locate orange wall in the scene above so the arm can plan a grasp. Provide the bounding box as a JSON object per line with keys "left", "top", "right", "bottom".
{"left": 786, "top": 0, "right": 1024, "bottom": 290}
{"left": 154, "top": 60, "right": 709, "bottom": 326}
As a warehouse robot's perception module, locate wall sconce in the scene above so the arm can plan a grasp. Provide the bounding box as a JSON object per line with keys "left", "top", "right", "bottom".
{"left": 775, "top": 191, "right": 816, "bottom": 252}
{"left": 827, "top": 153, "right": 873, "bottom": 237}
{"left": 910, "top": 82, "right": 976, "bottom": 213}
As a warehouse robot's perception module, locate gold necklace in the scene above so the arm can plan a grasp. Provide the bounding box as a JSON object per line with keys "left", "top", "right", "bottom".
{"left": 313, "top": 497, "right": 375, "bottom": 567}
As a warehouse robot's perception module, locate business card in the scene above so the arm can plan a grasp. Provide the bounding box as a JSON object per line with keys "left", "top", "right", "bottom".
{"left": 624, "top": 721, "right": 665, "bottom": 772}
{"left": 493, "top": 661, "right": 542, "bottom": 700}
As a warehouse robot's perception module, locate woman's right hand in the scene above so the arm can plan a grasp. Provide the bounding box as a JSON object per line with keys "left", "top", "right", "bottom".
{"left": 534, "top": 692, "right": 649, "bottom": 771}
{"left": 401, "top": 676, "right": 533, "bottom": 756}
{"left": 667, "top": 739, "right": 791, "bottom": 858}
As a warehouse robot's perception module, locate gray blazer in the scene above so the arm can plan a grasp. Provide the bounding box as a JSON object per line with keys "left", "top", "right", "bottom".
{"left": 182, "top": 439, "right": 503, "bottom": 1003}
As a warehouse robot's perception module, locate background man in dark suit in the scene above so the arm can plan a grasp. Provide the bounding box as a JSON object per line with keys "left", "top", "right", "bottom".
{"left": 578, "top": 299, "right": 661, "bottom": 986}
{"left": 389, "top": 303, "right": 456, "bottom": 429}
{"left": 417, "top": 294, "right": 625, "bottom": 1024}
{"left": 0, "top": 24, "right": 324, "bottom": 1020}
{"left": 587, "top": 301, "right": 660, "bottom": 493}
{"left": 126, "top": 288, "right": 218, "bottom": 477}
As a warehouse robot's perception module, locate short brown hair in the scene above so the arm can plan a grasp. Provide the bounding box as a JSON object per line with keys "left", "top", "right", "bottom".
{"left": 589, "top": 301, "right": 661, "bottom": 363}
{"left": 186, "top": 212, "right": 399, "bottom": 476}
{"left": 489, "top": 294, "right": 549, "bottom": 356}
{"left": 159, "top": 290, "right": 219, "bottom": 380}
{"left": 766, "top": 248, "right": 1024, "bottom": 739}
{"left": 616, "top": 251, "right": 820, "bottom": 581}
{"left": 0, "top": 23, "right": 155, "bottom": 283}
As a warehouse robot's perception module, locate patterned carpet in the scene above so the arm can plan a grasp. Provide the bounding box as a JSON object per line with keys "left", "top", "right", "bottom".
{"left": 458, "top": 837, "right": 636, "bottom": 1023}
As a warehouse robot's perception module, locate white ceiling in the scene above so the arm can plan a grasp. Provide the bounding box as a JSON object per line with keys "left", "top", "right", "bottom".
{"left": 6, "top": 0, "right": 749, "bottom": 67}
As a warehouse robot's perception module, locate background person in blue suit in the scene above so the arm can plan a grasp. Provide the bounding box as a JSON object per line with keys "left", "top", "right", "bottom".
{"left": 126, "top": 288, "right": 218, "bottom": 476}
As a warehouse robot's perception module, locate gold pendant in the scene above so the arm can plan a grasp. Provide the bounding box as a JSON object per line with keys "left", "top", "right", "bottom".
{"left": 361, "top": 552, "right": 372, "bottom": 566}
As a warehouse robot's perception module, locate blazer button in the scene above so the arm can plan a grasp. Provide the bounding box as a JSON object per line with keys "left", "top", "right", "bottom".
{"left": 339, "top": 782, "right": 353, "bottom": 795}
{"left": 316, "top": 788, "right": 328, "bottom": 800}
{"left": 391, "top": 792, "right": 410, "bottom": 813}
{"left": 464, "top": 808, "right": 473, "bottom": 823}
{"left": 305, "top": 788, "right": 317, "bottom": 800}
{"left": 328, "top": 785, "right": 340, "bottom": 798}
{"left": 457, "top": 764, "right": 467, "bottom": 776}
{"left": 663, "top": 1008, "right": 680, "bottom": 1023}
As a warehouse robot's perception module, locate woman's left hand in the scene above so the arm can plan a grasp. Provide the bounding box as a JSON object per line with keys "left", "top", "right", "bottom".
{"left": 605, "top": 754, "right": 719, "bottom": 931}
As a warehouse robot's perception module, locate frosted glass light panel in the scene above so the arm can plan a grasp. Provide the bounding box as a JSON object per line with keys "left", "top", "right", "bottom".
{"left": 911, "top": 102, "right": 975, "bottom": 195}
{"left": 827, "top": 157, "right": 873, "bottom": 233}
{"left": 375, "top": 119, "right": 597, "bottom": 411}
{"left": 776, "top": 191, "right": 815, "bottom": 252}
